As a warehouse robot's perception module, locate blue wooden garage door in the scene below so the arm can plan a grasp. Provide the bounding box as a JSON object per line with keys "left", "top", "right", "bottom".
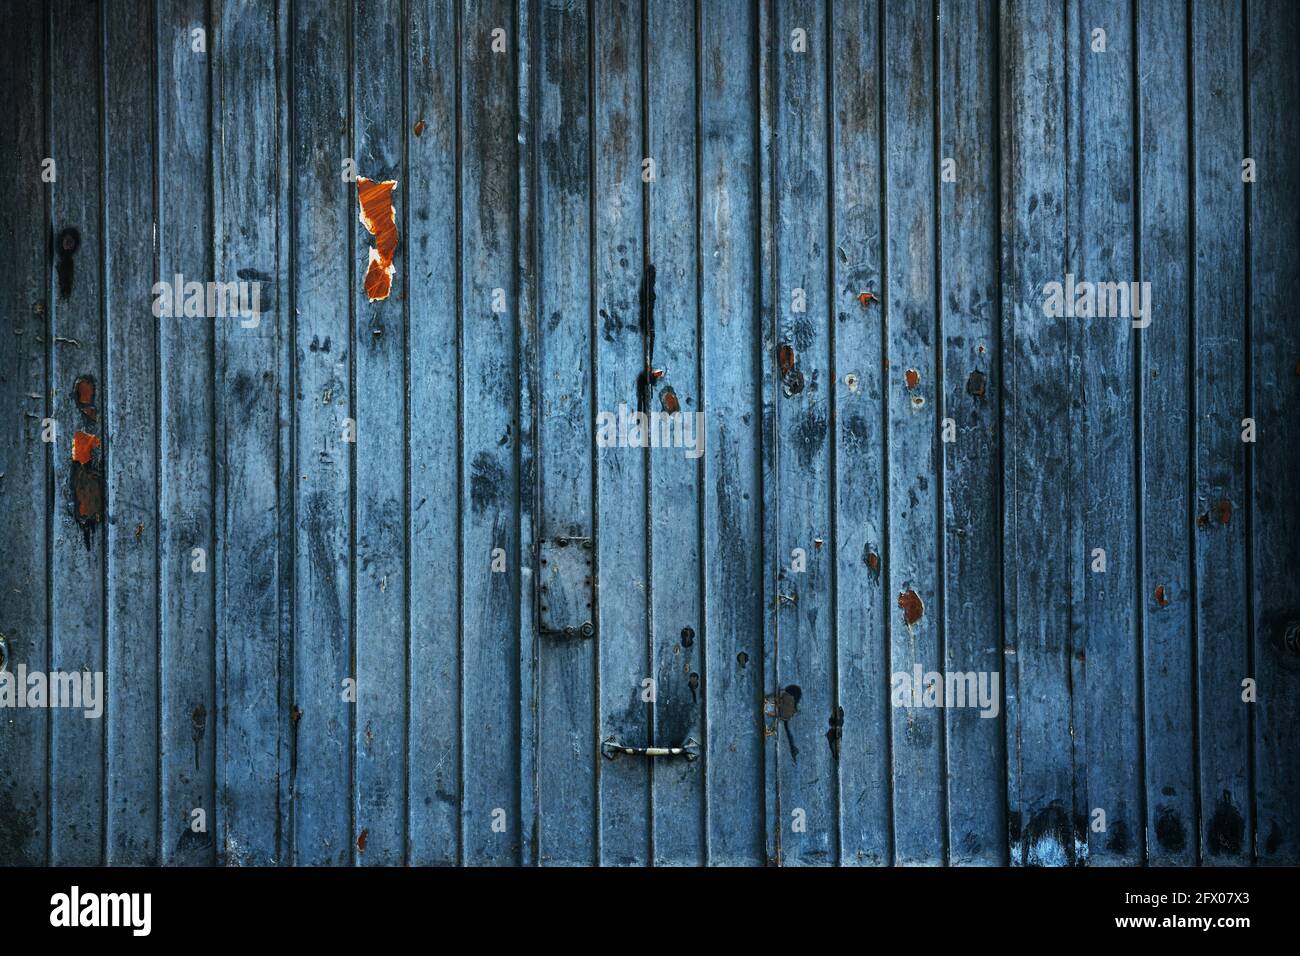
{"left": 0, "top": 0, "right": 1297, "bottom": 867}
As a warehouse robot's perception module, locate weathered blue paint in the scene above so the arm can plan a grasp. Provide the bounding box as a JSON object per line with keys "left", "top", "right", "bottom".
{"left": 0, "top": 0, "right": 1296, "bottom": 867}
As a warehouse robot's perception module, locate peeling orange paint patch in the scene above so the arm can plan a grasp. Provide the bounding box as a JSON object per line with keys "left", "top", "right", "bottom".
{"left": 71, "top": 431, "right": 100, "bottom": 464}
{"left": 357, "top": 177, "right": 399, "bottom": 301}
{"left": 898, "top": 589, "right": 924, "bottom": 626}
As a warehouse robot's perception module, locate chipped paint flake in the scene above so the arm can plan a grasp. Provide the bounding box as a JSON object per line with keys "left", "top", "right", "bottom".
{"left": 357, "top": 177, "right": 399, "bottom": 301}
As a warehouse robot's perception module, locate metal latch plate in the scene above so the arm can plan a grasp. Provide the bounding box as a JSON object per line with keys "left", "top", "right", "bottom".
{"left": 539, "top": 535, "right": 594, "bottom": 639}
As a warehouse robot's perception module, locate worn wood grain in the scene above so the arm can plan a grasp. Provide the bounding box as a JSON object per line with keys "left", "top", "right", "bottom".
{"left": 0, "top": 0, "right": 50, "bottom": 868}
{"left": 1136, "top": 0, "right": 1196, "bottom": 867}
{"left": 104, "top": 0, "right": 160, "bottom": 865}
{"left": 0, "top": 0, "right": 1295, "bottom": 869}
{"left": 48, "top": 0, "right": 105, "bottom": 866}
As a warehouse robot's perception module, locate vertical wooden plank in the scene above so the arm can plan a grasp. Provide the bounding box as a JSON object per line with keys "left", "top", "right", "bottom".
{"left": 771, "top": 0, "right": 835, "bottom": 867}
{"left": 699, "top": 0, "right": 767, "bottom": 866}
{"left": 646, "top": 0, "right": 705, "bottom": 866}
{"left": 939, "top": 0, "right": 1005, "bottom": 866}
{"left": 592, "top": 0, "right": 649, "bottom": 867}
{"left": 1137, "top": 0, "right": 1195, "bottom": 866}
{"left": 158, "top": 0, "right": 216, "bottom": 867}
{"left": 534, "top": 0, "right": 595, "bottom": 865}
{"left": 1137, "top": 0, "right": 1196, "bottom": 865}
{"left": 884, "top": 0, "right": 944, "bottom": 865}
{"left": 0, "top": 0, "right": 49, "bottom": 867}
{"left": 49, "top": 0, "right": 106, "bottom": 866}
{"left": 1001, "top": 0, "right": 1078, "bottom": 867}
{"left": 351, "top": 0, "right": 408, "bottom": 867}
{"left": 407, "top": 0, "right": 461, "bottom": 866}
{"left": 104, "top": 0, "right": 159, "bottom": 865}
{"left": 516, "top": 0, "right": 540, "bottom": 867}
{"left": 1247, "top": 0, "right": 1300, "bottom": 866}
{"left": 830, "top": 0, "right": 889, "bottom": 867}
{"left": 757, "top": 0, "right": 782, "bottom": 869}
{"left": 212, "top": 0, "right": 286, "bottom": 865}
{"left": 290, "top": 0, "right": 352, "bottom": 866}
{"left": 460, "top": 0, "right": 521, "bottom": 865}
{"left": 1190, "top": 0, "right": 1250, "bottom": 866}
{"left": 1076, "top": 0, "right": 1142, "bottom": 865}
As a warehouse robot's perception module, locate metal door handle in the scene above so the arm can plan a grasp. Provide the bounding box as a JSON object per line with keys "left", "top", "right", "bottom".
{"left": 601, "top": 736, "right": 699, "bottom": 761}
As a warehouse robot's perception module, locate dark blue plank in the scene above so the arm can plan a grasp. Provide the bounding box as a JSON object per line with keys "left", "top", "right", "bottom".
{"left": 1001, "top": 0, "right": 1078, "bottom": 867}
{"left": 157, "top": 0, "right": 216, "bottom": 867}
{"left": 1076, "top": 0, "right": 1142, "bottom": 866}
{"left": 535, "top": 0, "right": 596, "bottom": 866}
{"left": 700, "top": 0, "right": 768, "bottom": 866}
{"left": 515, "top": 0, "right": 540, "bottom": 867}
{"left": 104, "top": 0, "right": 160, "bottom": 865}
{"left": 290, "top": 0, "right": 353, "bottom": 866}
{"left": 460, "top": 0, "right": 521, "bottom": 865}
{"left": 939, "top": 0, "right": 1006, "bottom": 866}
{"left": 49, "top": 0, "right": 106, "bottom": 866}
{"left": 1191, "top": 0, "right": 1251, "bottom": 866}
{"left": 212, "top": 0, "right": 287, "bottom": 865}
{"left": 1247, "top": 0, "right": 1300, "bottom": 866}
{"left": 0, "top": 0, "right": 50, "bottom": 868}
{"left": 407, "top": 0, "right": 462, "bottom": 866}
{"left": 830, "top": 0, "right": 890, "bottom": 867}
{"left": 884, "top": 0, "right": 944, "bottom": 866}
{"left": 351, "top": 0, "right": 408, "bottom": 867}
{"left": 1136, "top": 0, "right": 1196, "bottom": 866}
{"left": 646, "top": 0, "right": 705, "bottom": 866}
{"left": 592, "top": 0, "right": 650, "bottom": 867}
{"left": 772, "top": 0, "right": 836, "bottom": 867}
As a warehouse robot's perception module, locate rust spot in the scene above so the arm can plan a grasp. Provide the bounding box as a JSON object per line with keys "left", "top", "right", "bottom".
{"left": 413, "top": 119, "right": 426, "bottom": 137}
{"left": 813, "top": 537, "right": 824, "bottom": 550}
{"left": 778, "top": 343, "right": 805, "bottom": 397}
{"left": 1155, "top": 585, "right": 1169, "bottom": 608}
{"left": 357, "top": 829, "right": 368, "bottom": 853}
{"left": 1197, "top": 512, "right": 1210, "bottom": 528}
{"left": 898, "top": 589, "right": 924, "bottom": 626}
{"left": 661, "top": 387, "right": 680, "bottom": 414}
{"left": 72, "top": 374, "right": 96, "bottom": 423}
{"left": 1215, "top": 499, "right": 1233, "bottom": 524}
{"left": 777, "top": 343, "right": 795, "bottom": 376}
{"left": 68, "top": 376, "right": 104, "bottom": 547}
{"left": 844, "top": 372, "right": 859, "bottom": 392}
{"left": 650, "top": 367, "right": 665, "bottom": 383}
{"left": 291, "top": 705, "right": 303, "bottom": 727}
{"left": 857, "top": 291, "right": 879, "bottom": 308}
{"left": 71, "top": 430, "right": 100, "bottom": 464}
{"left": 905, "top": 368, "right": 920, "bottom": 389}
{"left": 966, "top": 370, "right": 987, "bottom": 397}
{"left": 357, "top": 177, "right": 399, "bottom": 302}
{"left": 865, "top": 549, "right": 880, "bottom": 577}
{"left": 134, "top": 522, "right": 144, "bottom": 540}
